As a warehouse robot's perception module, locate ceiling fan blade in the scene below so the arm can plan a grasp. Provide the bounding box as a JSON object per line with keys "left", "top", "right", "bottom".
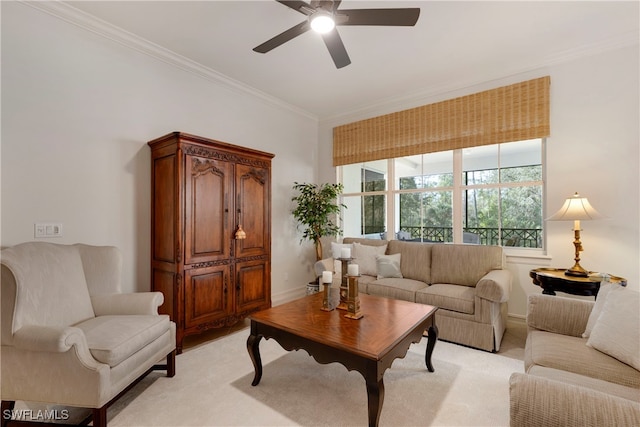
{"left": 311, "top": 0, "right": 341, "bottom": 11}
{"left": 253, "top": 21, "right": 310, "bottom": 53}
{"left": 277, "top": 0, "right": 314, "bottom": 15}
{"left": 337, "top": 8, "right": 420, "bottom": 26}
{"left": 321, "top": 28, "right": 351, "bottom": 69}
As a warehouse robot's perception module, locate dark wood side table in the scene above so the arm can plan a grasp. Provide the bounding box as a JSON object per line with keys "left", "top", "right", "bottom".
{"left": 529, "top": 268, "right": 627, "bottom": 298}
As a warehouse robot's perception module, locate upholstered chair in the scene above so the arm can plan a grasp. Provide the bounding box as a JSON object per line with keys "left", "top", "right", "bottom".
{"left": 1, "top": 242, "right": 176, "bottom": 427}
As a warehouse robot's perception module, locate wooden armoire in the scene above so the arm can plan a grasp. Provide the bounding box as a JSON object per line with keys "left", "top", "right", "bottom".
{"left": 148, "top": 132, "right": 273, "bottom": 352}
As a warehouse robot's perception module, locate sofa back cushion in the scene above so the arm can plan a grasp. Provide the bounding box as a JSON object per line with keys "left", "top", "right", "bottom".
{"left": 351, "top": 242, "right": 388, "bottom": 276}
{"left": 343, "top": 238, "right": 389, "bottom": 276}
{"left": 431, "top": 244, "right": 504, "bottom": 286}
{"left": 387, "top": 240, "right": 433, "bottom": 283}
{"left": 1, "top": 242, "right": 95, "bottom": 335}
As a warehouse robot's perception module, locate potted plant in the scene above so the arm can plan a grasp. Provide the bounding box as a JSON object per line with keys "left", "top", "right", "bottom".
{"left": 291, "top": 182, "right": 345, "bottom": 262}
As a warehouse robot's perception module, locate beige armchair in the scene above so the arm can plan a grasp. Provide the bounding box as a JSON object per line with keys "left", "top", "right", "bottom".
{"left": 1, "top": 242, "right": 176, "bottom": 427}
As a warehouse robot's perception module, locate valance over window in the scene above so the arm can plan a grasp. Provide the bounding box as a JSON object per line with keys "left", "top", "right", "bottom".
{"left": 333, "top": 76, "right": 550, "bottom": 166}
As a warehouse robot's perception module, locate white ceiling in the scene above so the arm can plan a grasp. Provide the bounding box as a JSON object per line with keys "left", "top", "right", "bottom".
{"left": 63, "top": 1, "right": 639, "bottom": 120}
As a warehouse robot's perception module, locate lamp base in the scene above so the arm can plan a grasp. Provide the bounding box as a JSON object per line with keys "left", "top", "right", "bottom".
{"left": 564, "top": 264, "right": 589, "bottom": 277}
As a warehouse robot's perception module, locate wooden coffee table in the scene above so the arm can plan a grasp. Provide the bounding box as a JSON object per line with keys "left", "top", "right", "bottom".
{"left": 247, "top": 292, "right": 438, "bottom": 427}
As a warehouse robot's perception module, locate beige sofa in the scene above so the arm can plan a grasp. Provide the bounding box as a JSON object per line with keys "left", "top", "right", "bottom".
{"left": 509, "top": 292, "right": 640, "bottom": 426}
{"left": 315, "top": 237, "right": 512, "bottom": 352}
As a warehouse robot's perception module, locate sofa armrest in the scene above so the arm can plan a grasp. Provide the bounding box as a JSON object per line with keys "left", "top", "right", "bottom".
{"left": 314, "top": 258, "right": 335, "bottom": 278}
{"left": 509, "top": 373, "right": 640, "bottom": 427}
{"left": 91, "top": 292, "right": 164, "bottom": 316}
{"left": 476, "top": 269, "right": 512, "bottom": 302}
{"left": 526, "top": 294, "right": 593, "bottom": 337}
{"left": 12, "top": 325, "right": 87, "bottom": 353}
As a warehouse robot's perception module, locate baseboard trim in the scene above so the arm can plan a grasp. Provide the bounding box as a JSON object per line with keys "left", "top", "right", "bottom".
{"left": 272, "top": 287, "right": 307, "bottom": 306}
{"left": 507, "top": 313, "right": 526, "bottom": 327}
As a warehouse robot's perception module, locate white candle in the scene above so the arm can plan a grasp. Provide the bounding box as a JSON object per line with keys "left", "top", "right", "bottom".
{"left": 322, "top": 271, "right": 333, "bottom": 284}
{"left": 340, "top": 247, "right": 351, "bottom": 258}
{"left": 348, "top": 264, "right": 359, "bottom": 276}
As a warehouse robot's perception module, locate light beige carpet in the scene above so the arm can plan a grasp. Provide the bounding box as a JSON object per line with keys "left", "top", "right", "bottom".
{"left": 15, "top": 323, "right": 526, "bottom": 426}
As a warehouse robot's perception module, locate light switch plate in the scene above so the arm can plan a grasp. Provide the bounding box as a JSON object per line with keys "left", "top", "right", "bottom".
{"left": 35, "top": 223, "right": 63, "bottom": 238}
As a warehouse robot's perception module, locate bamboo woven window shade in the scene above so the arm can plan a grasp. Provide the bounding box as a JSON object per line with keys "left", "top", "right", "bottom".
{"left": 333, "top": 76, "right": 550, "bottom": 166}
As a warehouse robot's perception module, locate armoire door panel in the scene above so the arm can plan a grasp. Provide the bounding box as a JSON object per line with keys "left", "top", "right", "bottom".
{"left": 185, "top": 156, "right": 232, "bottom": 265}
{"left": 185, "top": 266, "right": 231, "bottom": 328}
{"left": 235, "top": 163, "right": 270, "bottom": 258}
{"left": 235, "top": 260, "right": 270, "bottom": 313}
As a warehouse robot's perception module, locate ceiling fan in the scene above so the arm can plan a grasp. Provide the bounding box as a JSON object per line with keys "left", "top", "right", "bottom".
{"left": 253, "top": 1, "right": 420, "bottom": 69}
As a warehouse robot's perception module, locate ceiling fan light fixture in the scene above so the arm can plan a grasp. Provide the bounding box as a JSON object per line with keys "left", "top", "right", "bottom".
{"left": 310, "top": 11, "right": 335, "bottom": 33}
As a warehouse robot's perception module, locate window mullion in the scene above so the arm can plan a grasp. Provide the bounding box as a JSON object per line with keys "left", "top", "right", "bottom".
{"left": 452, "top": 149, "right": 463, "bottom": 243}
{"left": 387, "top": 159, "right": 395, "bottom": 240}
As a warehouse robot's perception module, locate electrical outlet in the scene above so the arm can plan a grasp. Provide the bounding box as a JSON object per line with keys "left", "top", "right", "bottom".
{"left": 34, "top": 223, "right": 63, "bottom": 238}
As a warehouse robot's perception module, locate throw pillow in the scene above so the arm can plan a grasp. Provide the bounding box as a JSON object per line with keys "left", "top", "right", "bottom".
{"left": 582, "top": 282, "right": 624, "bottom": 338}
{"left": 376, "top": 253, "right": 403, "bottom": 279}
{"left": 352, "top": 242, "right": 388, "bottom": 276}
{"left": 586, "top": 289, "right": 640, "bottom": 370}
{"left": 331, "top": 242, "right": 353, "bottom": 260}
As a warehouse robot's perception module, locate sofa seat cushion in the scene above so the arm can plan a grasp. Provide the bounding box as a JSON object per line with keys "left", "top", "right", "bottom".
{"left": 527, "top": 366, "right": 640, "bottom": 402}
{"left": 415, "top": 284, "right": 475, "bottom": 314}
{"left": 75, "top": 314, "right": 172, "bottom": 367}
{"left": 354, "top": 274, "right": 377, "bottom": 294}
{"left": 525, "top": 330, "right": 640, "bottom": 388}
{"left": 366, "top": 278, "right": 427, "bottom": 302}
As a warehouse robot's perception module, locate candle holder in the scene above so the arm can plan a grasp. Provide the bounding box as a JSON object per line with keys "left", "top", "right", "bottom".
{"left": 336, "top": 257, "right": 352, "bottom": 310}
{"left": 320, "top": 270, "right": 335, "bottom": 311}
{"left": 320, "top": 282, "right": 335, "bottom": 311}
{"left": 344, "top": 275, "right": 363, "bottom": 320}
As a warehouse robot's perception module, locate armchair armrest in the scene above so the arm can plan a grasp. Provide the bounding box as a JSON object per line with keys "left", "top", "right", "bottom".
{"left": 526, "top": 294, "right": 593, "bottom": 337}
{"left": 12, "top": 325, "right": 86, "bottom": 353}
{"left": 476, "top": 269, "right": 512, "bottom": 302}
{"left": 314, "top": 258, "right": 335, "bottom": 278}
{"left": 91, "top": 292, "right": 164, "bottom": 316}
{"left": 509, "top": 373, "right": 640, "bottom": 427}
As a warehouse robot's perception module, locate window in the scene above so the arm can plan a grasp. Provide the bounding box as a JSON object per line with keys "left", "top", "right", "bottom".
{"left": 341, "top": 160, "right": 388, "bottom": 239}
{"left": 339, "top": 139, "right": 544, "bottom": 248}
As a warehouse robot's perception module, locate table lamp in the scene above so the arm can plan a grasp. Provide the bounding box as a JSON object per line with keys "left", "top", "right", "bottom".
{"left": 547, "top": 192, "right": 604, "bottom": 277}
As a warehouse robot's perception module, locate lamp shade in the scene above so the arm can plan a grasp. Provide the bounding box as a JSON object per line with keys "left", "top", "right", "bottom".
{"left": 547, "top": 192, "right": 604, "bottom": 221}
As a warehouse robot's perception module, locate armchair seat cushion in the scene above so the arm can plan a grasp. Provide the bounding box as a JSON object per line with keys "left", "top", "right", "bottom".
{"left": 416, "top": 284, "right": 475, "bottom": 314}
{"left": 525, "top": 330, "right": 640, "bottom": 388}
{"left": 76, "top": 315, "right": 172, "bottom": 367}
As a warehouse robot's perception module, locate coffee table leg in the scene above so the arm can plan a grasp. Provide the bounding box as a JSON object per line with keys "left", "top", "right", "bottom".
{"left": 425, "top": 324, "right": 438, "bottom": 372}
{"left": 365, "top": 375, "right": 384, "bottom": 427}
{"left": 247, "top": 333, "right": 263, "bottom": 386}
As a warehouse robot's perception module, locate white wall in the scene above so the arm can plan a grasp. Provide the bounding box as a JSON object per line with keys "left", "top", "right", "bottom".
{"left": 319, "top": 44, "right": 639, "bottom": 319}
{"left": 1, "top": 2, "right": 319, "bottom": 302}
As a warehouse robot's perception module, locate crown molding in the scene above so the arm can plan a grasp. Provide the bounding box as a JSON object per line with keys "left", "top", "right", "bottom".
{"left": 320, "top": 31, "right": 639, "bottom": 127}
{"left": 22, "top": 0, "right": 319, "bottom": 122}
{"left": 21, "top": 1, "right": 637, "bottom": 126}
